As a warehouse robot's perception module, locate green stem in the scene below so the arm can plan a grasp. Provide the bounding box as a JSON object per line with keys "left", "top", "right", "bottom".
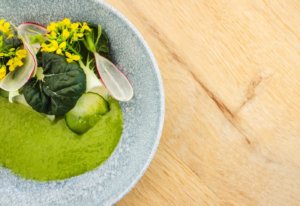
{"left": 67, "top": 44, "right": 80, "bottom": 56}
{"left": 85, "top": 34, "right": 96, "bottom": 52}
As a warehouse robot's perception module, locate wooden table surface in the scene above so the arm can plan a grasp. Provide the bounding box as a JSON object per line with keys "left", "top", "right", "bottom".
{"left": 106, "top": 1, "right": 300, "bottom": 205}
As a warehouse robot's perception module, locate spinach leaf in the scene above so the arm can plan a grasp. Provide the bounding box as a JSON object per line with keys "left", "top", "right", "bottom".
{"left": 22, "top": 52, "right": 86, "bottom": 116}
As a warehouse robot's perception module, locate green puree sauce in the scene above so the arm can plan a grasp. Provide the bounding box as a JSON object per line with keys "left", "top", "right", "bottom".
{"left": 0, "top": 96, "right": 123, "bottom": 181}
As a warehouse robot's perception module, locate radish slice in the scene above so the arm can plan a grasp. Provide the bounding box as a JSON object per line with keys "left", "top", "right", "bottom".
{"left": 0, "top": 42, "right": 36, "bottom": 91}
{"left": 17, "top": 22, "right": 46, "bottom": 76}
{"left": 17, "top": 22, "right": 47, "bottom": 54}
{"left": 94, "top": 52, "right": 133, "bottom": 101}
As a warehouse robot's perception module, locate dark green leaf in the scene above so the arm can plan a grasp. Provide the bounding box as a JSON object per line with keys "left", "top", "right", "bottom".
{"left": 22, "top": 53, "right": 86, "bottom": 116}
{"left": 96, "top": 30, "right": 109, "bottom": 53}
{"left": 84, "top": 25, "right": 110, "bottom": 57}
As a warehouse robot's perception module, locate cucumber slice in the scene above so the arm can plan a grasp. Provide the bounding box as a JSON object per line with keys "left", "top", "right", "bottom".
{"left": 65, "top": 93, "right": 109, "bottom": 134}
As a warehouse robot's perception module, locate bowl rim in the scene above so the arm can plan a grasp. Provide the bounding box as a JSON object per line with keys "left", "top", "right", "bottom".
{"left": 96, "top": 1, "right": 165, "bottom": 204}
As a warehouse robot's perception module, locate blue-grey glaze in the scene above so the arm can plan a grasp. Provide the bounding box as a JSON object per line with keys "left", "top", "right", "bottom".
{"left": 0, "top": 0, "right": 164, "bottom": 205}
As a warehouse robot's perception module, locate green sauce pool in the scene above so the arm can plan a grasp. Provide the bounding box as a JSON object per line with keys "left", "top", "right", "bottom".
{"left": 0, "top": 97, "right": 123, "bottom": 181}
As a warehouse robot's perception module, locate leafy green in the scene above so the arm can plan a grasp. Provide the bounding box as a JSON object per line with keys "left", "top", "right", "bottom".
{"left": 83, "top": 25, "right": 110, "bottom": 59}
{"left": 96, "top": 28, "right": 109, "bottom": 54}
{"left": 3, "top": 36, "right": 22, "bottom": 50}
{"left": 0, "top": 35, "right": 22, "bottom": 63}
{"left": 76, "top": 24, "right": 110, "bottom": 92}
{"left": 29, "top": 34, "right": 46, "bottom": 45}
{"left": 22, "top": 52, "right": 86, "bottom": 116}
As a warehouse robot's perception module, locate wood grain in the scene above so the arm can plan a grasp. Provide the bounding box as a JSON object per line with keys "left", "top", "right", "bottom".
{"left": 105, "top": 0, "right": 300, "bottom": 205}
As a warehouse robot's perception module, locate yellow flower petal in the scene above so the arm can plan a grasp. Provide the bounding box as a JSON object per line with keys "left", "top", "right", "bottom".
{"left": 62, "top": 29, "right": 70, "bottom": 40}
{"left": 15, "top": 58, "right": 24, "bottom": 67}
{"left": 47, "top": 47, "right": 57, "bottom": 52}
{"left": 56, "top": 48, "right": 62, "bottom": 55}
{"left": 59, "top": 41, "right": 67, "bottom": 49}
{"left": 77, "top": 33, "right": 83, "bottom": 37}
{"left": 66, "top": 58, "right": 73, "bottom": 63}
{"left": 16, "top": 49, "right": 27, "bottom": 58}
{"left": 47, "top": 22, "right": 57, "bottom": 32}
{"left": 62, "top": 18, "right": 71, "bottom": 26}
{"left": 72, "top": 55, "right": 80, "bottom": 61}
{"left": 65, "top": 52, "right": 72, "bottom": 58}
{"left": 81, "top": 22, "right": 91, "bottom": 32}
{"left": 0, "top": 19, "right": 13, "bottom": 37}
{"left": 50, "top": 40, "right": 58, "bottom": 48}
{"left": 71, "top": 22, "right": 79, "bottom": 31}
{"left": 9, "top": 65, "right": 16, "bottom": 72}
{"left": 47, "top": 31, "right": 57, "bottom": 39}
{"left": 65, "top": 52, "right": 80, "bottom": 63}
{"left": 0, "top": 65, "right": 6, "bottom": 80}
{"left": 71, "top": 36, "right": 78, "bottom": 42}
{"left": 43, "top": 40, "right": 59, "bottom": 52}
{"left": 6, "top": 58, "right": 13, "bottom": 66}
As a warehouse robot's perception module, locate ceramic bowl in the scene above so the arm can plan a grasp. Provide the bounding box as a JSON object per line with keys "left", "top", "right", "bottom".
{"left": 0, "top": 0, "right": 164, "bottom": 205}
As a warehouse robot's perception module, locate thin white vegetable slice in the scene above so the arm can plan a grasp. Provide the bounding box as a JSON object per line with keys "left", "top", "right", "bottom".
{"left": 0, "top": 42, "right": 36, "bottom": 91}
{"left": 79, "top": 61, "right": 103, "bottom": 92}
{"left": 8, "top": 90, "right": 20, "bottom": 103}
{"left": 94, "top": 52, "right": 133, "bottom": 101}
{"left": 17, "top": 22, "right": 47, "bottom": 54}
{"left": 11, "top": 94, "right": 29, "bottom": 106}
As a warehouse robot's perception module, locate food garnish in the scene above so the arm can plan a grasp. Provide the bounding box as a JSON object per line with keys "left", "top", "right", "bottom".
{"left": 0, "top": 18, "right": 133, "bottom": 133}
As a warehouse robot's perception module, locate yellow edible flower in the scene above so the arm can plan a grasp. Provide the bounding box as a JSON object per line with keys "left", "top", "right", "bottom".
{"left": 0, "top": 65, "right": 6, "bottom": 80}
{"left": 41, "top": 40, "right": 67, "bottom": 55}
{"left": 65, "top": 52, "right": 80, "bottom": 63}
{"left": 81, "top": 22, "right": 91, "bottom": 32}
{"left": 43, "top": 19, "right": 94, "bottom": 63}
{"left": 0, "top": 19, "right": 14, "bottom": 38}
{"left": 47, "top": 22, "right": 57, "bottom": 32}
{"left": 5, "top": 48, "right": 27, "bottom": 72}
{"left": 56, "top": 41, "right": 67, "bottom": 55}
{"left": 48, "top": 31, "right": 57, "bottom": 39}
{"left": 70, "top": 22, "right": 79, "bottom": 31}
{"left": 62, "top": 29, "right": 70, "bottom": 40}
{"left": 62, "top": 18, "right": 71, "bottom": 26}
{"left": 16, "top": 49, "right": 27, "bottom": 58}
{"left": 71, "top": 31, "right": 84, "bottom": 42}
{"left": 41, "top": 40, "right": 58, "bottom": 52}
{"left": 0, "top": 22, "right": 10, "bottom": 33}
{"left": 6, "top": 57, "right": 24, "bottom": 72}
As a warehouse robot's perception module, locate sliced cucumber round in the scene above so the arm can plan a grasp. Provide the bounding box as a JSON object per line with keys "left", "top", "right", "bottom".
{"left": 65, "top": 92, "right": 109, "bottom": 134}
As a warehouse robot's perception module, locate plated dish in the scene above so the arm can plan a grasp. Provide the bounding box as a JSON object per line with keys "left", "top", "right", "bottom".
{"left": 0, "top": 18, "right": 131, "bottom": 181}
{"left": 0, "top": 0, "right": 164, "bottom": 205}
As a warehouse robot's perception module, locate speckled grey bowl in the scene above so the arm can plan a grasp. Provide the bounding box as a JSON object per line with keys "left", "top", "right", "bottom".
{"left": 0, "top": 0, "right": 164, "bottom": 205}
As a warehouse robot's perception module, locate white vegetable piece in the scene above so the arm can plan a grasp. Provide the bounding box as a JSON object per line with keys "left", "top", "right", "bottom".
{"left": 94, "top": 52, "right": 133, "bottom": 101}
{"left": 0, "top": 22, "right": 47, "bottom": 92}
{"left": 0, "top": 42, "right": 36, "bottom": 91}
{"left": 17, "top": 22, "right": 47, "bottom": 54}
